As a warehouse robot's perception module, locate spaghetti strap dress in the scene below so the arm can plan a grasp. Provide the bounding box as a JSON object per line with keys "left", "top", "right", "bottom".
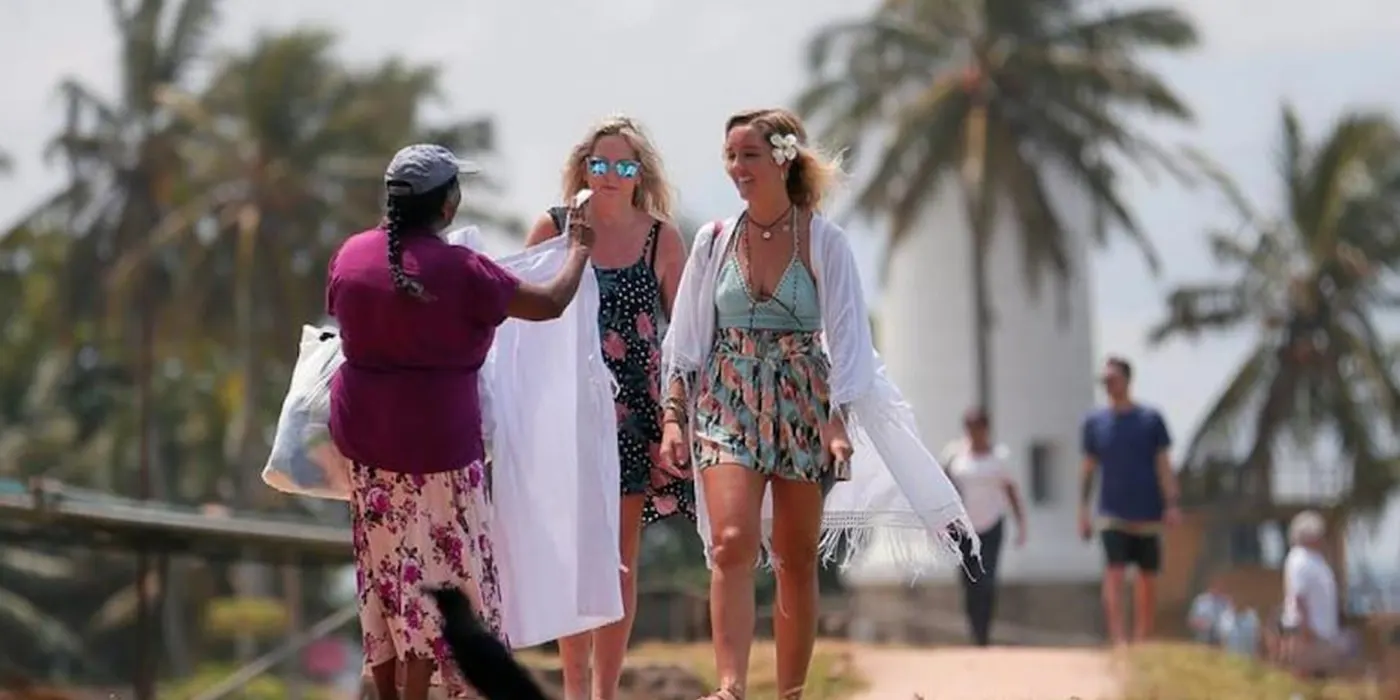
{"left": 548, "top": 208, "right": 696, "bottom": 524}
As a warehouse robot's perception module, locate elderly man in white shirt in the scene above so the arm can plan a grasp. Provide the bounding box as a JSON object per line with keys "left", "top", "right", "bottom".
{"left": 1279, "top": 510, "right": 1344, "bottom": 677}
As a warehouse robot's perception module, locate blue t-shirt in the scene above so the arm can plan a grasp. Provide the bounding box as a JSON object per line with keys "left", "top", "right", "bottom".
{"left": 1081, "top": 405, "right": 1171, "bottom": 522}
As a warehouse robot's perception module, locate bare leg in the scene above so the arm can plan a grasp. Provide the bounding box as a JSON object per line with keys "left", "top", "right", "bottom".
{"left": 369, "top": 659, "right": 398, "bottom": 700}
{"left": 1102, "top": 566, "right": 1127, "bottom": 645}
{"left": 1132, "top": 573, "right": 1156, "bottom": 642}
{"left": 401, "top": 656, "right": 434, "bottom": 700}
{"left": 591, "top": 495, "right": 647, "bottom": 700}
{"left": 702, "top": 463, "right": 767, "bottom": 695}
{"left": 768, "top": 479, "right": 825, "bottom": 699}
{"left": 558, "top": 630, "right": 593, "bottom": 699}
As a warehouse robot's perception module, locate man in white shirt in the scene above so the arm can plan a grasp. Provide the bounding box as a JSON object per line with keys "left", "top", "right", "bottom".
{"left": 1279, "top": 510, "right": 1343, "bottom": 676}
{"left": 942, "top": 407, "right": 1028, "bottom": 647}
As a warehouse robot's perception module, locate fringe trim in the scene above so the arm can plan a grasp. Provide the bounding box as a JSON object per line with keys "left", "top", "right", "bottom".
{"left": 742, "top": 508, "right": 981, "bottom": 586}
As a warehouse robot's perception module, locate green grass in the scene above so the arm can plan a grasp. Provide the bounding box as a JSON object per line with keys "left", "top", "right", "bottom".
{"left": 519, "top": 640, "right": 867, "bottom": 700}
{"left": 1123, "top": 643, "right": 1382, "bottom": 700}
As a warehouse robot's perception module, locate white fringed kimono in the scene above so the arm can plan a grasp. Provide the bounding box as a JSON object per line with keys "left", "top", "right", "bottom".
{"left": 661, "top": 215, "right": 976, "bottom": 576}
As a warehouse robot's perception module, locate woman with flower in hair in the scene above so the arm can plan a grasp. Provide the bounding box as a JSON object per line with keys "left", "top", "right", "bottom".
{"left": 327, "top": 144, "right": 594, "bottom": 700}
{"left": 524, "top": 115, "right": 693, "bottom": 700}
{"left": 660, "top": 109, "right": 972, "bottom": 700}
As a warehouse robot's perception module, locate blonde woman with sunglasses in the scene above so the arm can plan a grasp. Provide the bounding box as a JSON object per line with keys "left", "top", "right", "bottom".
{"left": 524, "top": 115, "right": 694, "bottom": 700}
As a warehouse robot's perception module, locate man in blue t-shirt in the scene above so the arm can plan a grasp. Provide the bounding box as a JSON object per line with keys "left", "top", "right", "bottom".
{"left": 1079, "top": 356, "right": 1180, "bottom": 645}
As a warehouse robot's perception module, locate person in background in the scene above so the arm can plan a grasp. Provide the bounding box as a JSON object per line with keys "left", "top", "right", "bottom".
{"left": 1078, "top": 356, "right": 1180, "bottom": 645}
{"left": 524, "top": 115, "right": 693, "bottom": 700}
{"left": 327, "top": 144, "right": 593, "bottom": 700}
{"left": 942, "top": 407, "right": 1027, "bottom": 647}
{"left": 1218, "top": 603, "right": 1261, "bottom": 658}
{"left": 1279, "top": 510, "right": 1344, "bottom": 678}
{"left": 1187, "top": 576, "right": 1231, "bottom": 645}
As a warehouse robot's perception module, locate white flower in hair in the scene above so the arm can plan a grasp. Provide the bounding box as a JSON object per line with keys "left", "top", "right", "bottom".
{"left": 770, "top": 132, "right": 799, "bottom": 165}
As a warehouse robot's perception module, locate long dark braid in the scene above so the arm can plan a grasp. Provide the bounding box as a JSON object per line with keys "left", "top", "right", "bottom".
{"left": 382, "top": 176, "right": 457, "bottom": 301}
{"left": 384, "top": 195, "right": 429, "bottom": 299}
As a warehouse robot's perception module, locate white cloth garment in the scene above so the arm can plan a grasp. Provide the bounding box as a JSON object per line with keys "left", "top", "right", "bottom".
{"left": 264, "top": 227, "right": 624, "bottom": 648}
{"left": 661, "top": 215, "right": 975, "bottom": 577}
{"left": 467, "top": 232, "right": 625, "bottom": 649}
{"left": 1281, "top": 545, "right": 1340, "bottom": 641}
{"left": 942, "top": 440, "right": 1014, "bottom": 533}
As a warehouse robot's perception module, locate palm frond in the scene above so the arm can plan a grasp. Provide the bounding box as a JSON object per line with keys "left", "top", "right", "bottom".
{"left": 797, "top": 0, "right": 1197, "bottom": 290}
{"left": 1180, "top": 146, "right": 1268, "bottom": 232}
{"left": 1147, "top": 284, "right": 1248, "bottom": 344}
{"left": 1178, "top": 346, "right": 1274, "bottom": 467}
{"left": 0, "top": 588, "right": 85, "bottom": 653}
{"left": 158, "top": 0, "right": 221, "bottom": 84}
{"left": 1051, "top": 7, "right": 1199, "bottom": 50}
{"left": 1293, "top": 110, "right": 1399, "bottom": 260}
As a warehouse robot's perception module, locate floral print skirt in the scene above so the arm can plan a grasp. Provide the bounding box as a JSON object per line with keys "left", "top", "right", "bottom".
{"left": 694, "top": 328, "right": 849, "bottom": 484}
{"left": 350, "top": 460, "right": 506, "bottom": 699}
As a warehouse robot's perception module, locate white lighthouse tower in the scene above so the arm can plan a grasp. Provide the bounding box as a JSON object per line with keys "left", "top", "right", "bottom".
{"left": 841, "top": 175, "right": 1104, "bottom": 643}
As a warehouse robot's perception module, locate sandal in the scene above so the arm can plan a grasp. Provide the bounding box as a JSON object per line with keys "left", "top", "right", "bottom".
{"left": 698, "top": 687, "right": 744, "bottom": 700}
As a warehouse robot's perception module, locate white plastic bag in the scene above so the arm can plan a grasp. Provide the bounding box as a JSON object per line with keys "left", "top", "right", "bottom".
{"left": 262, "top": 325, "right": 353, "bottom": 500}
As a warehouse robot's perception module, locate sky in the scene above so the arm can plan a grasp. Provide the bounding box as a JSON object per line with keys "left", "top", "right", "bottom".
{"left": 1, "top": 0, "right": 1398, "bottom": 571}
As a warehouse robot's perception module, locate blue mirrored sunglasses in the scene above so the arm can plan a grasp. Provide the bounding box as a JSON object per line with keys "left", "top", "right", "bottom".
{"left": 586, "top": 156, "right": 641, "bottom": 179}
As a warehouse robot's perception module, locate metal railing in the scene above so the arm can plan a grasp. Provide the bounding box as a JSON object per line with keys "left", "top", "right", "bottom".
{"left": 190, "top": 605, "right": 358, "bottom": 700}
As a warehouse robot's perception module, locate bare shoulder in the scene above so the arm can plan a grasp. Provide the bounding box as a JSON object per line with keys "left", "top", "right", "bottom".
{"left": 524, "top": 212, "right": 562, "bottom": 247}
{"left": 655, "top": 220, "right": 686, "bottom": 263}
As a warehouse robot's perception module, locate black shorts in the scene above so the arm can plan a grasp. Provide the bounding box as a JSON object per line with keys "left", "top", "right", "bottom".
{"left": 1100, "top": 529, "right": 1161, "bottom": 573}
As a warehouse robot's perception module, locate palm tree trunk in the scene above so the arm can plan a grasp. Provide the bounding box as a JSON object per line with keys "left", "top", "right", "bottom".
{"left": 230, "top": 206, "right": 270, "bottom": 662}
{"left": 962, "top": 104, "right": 994, "bottom": 414}
{"left": 134, "top": 272, "right": 158, "bottom": 700}
{"left": 969, "top": 217, "right": 993, "bottom": 414}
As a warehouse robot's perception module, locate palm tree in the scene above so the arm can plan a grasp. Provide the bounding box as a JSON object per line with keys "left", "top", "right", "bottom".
{"left": 1149, "top": 104, "right": 1400, "bottom": 516}
{"left": 796, "top": 0, "right": 1198, "bottom": 411}
{"left": 105, "top": 28, "right": 516, "bottom": 511}
{"left": 5, "top": 4, "right": 220, "bottom": 694}
{"left": 98, "top": 27, "right": 515, "bottom": 668}
{"left": 12, "top": 0, "right": 219, "bottom": 336}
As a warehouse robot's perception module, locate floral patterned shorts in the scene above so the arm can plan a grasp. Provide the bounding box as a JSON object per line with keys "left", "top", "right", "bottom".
{"left": 694, "top": 328, "right": 849, "bottom": 485}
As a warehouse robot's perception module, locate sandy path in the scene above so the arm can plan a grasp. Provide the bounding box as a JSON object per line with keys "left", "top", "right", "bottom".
{"left": 848, "top": 646, "right": 1122, "bottom": 700}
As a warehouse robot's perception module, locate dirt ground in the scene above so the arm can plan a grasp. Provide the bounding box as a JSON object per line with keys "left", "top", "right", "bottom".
{"left": 848, "top": 646, "right": 1122, "bottom": 700}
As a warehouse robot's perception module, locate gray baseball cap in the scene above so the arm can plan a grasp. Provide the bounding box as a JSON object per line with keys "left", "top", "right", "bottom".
{"left": 384, "top": 144, "right": 481, "bottom": 196}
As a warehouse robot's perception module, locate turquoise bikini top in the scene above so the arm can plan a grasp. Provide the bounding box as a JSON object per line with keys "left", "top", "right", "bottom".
{"left": 713, "top": 220, "right": 821, "bottom": 332}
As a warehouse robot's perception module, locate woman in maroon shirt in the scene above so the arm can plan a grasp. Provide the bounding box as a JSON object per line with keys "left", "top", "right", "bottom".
{"left": 327, "top": 144, "right": 593, "bottom": 700}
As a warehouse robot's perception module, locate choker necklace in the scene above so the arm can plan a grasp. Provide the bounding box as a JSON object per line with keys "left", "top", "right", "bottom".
{"left": 748, "top": 205, "right": 794, "bottom": 240}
